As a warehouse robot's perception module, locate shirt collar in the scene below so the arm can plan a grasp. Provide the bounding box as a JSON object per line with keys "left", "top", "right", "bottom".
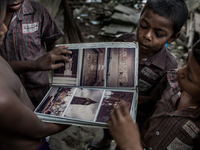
{"left": 144, "top": 46, "right": 167, "bottom": 70}
{"left": 18, "top": 0, "right": 35, "bottom": 18}
{"left": 167, "top": 70, "right": 180, "bottom": 95}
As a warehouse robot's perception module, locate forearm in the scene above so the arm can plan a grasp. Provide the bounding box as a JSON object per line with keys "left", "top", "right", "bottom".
{"left": 8, "top": 60, "right": 37, "bottom": 75}
{"left": 35, "top": 122, "right": 70, "bottom": 138}
{"left": 20, "top": 114, "right": 70, "bottom": 139}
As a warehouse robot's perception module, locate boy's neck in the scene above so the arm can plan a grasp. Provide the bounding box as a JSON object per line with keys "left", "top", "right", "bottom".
{"left": 176, "top": 91, "right": 200, "bottom": 110}
{"left": 139, "top": 51, "right": 156, "bottom": 60}
{"left": 4, "top": 12, "right": 14, "bottom": 28}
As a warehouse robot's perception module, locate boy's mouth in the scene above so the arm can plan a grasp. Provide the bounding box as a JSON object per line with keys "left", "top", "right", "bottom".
{"left": 8, "top": 3, "right": 21, "bottom": 9}
{"left": 140, "top": 43, "right": 149, "bottom": 50}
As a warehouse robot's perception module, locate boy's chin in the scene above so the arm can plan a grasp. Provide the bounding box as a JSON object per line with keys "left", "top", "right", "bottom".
{"left": 178, "top": 82, "right": 184, "bottom": 91}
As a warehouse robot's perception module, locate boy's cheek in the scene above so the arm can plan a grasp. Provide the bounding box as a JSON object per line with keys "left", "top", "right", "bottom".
{"left": 177, "top": 76, "right": 188, "bottom": 91}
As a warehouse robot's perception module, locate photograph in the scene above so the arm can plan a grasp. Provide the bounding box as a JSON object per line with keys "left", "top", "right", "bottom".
{"left": 64, "top": 88, "right": 104, "bottom": 121}
{"left": 80, "top": 48, "right": 105, "bottom": 86}
{"left": 96, "top": 90, "right": 134, "bottom": 123}
{"left": 53, "top": 49, "right": 79, "bottom": 86}
{"left": 106, "top": 48, "right": 135, "bottom": 87}
{"left": 35, "top": 87, "right": 76, "bottom": 117}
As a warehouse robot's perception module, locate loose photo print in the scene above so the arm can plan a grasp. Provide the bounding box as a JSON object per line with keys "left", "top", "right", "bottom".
{"left": 64, "top": 88, "right": 104, "bottom": 122}
{"left": 106, "top": 48, "right": 135, "bottom": 87}
{"left": 80, "top": 48, "right": 105, "bottom": 86}
{"left": 35, "top": 87, "right": 76, "bottom": 117}
{"left": 96, "top": 90, "right": 134, "bottom": 123}
{"left": 53, "top": 49, "right": 79, "bottom": 86}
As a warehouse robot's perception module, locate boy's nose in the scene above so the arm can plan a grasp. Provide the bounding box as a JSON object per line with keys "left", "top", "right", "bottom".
{"left": 144, "top": 30, "right": 152, "bottom": 41}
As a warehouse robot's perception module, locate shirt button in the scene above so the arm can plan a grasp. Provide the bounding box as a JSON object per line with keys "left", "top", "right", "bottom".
{"left": 156, "top": 131, "right": 160, "bottom": 135}
{"left": 150, "top": 147, "right": 152, "bottom": 150}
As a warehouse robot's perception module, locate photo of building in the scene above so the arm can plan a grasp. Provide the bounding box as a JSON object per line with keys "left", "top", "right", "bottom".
{"left": 96, "top": 90, "right": 134, "bottom": 123}
{"left": 64, "top": 88, "right": 104, "bottom": 121}
{"left": 106, "top": 48, "right": 135, "bottom": 87}
{"left": 35, "top": 87, "right": 76, "bottom": 116}
{"left": 80, "top": 48, "right": 105, "bottom": 86}
{"left": 53, "top": 49, "right": 79, "bottom": 86}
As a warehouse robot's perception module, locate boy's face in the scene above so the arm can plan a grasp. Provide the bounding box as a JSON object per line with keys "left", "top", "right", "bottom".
{"left": 177, "top": 51, "right": 200, "bottom": 99}
{"left": 7, "top": 0, "right": 24, "bottom": 13}
{"left": 0, "top": 8, "right": 7, "bottom": 45}
{"left": 137, "top": 8, "right": 179, "bottom": 57}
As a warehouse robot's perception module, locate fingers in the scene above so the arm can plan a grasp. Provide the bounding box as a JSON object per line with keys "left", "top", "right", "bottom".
{"left": 48, "top": 46, "right": 73, "bottom": 68}
{"left": 119, "top": 101, "right": 130, "bottom": 116}
{"left": 108, "top": 101, "right": 127, "bottom": 126}
{"left": 114, "top": 104, "right": 124, "bottom": 121}
{"left": 51, "top": 63, "right": 65, "bottom": 70}
{"left": 54, "top": 54, "right": 72, "bottom": 62}
{"left": 52, "top": 46, "right": 72, "bottom": 55}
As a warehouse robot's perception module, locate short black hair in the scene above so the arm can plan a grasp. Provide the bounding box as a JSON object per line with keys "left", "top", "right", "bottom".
{"left": 192, "top": 40, "right": 200, "bottom": 66}
{"left": 141, "top": 0, "right": 188, "bottom": 35}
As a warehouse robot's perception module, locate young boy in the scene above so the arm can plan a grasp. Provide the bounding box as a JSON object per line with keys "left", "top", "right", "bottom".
{"left": 86, "top": 0, "right": 188, "bottom": 149}
{"left": 0, "top": 0, "right": 71, "bottom": 107}
{"left": 108, "top": 39, "right": 200, "bottom": 150}
{"left": 0, "top": 1, "right": 70, "bottom": 150}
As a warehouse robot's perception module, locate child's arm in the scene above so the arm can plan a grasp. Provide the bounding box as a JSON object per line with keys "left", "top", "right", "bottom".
{"left": 0, "top": 86, "right": 70, "bottom": 139}
{"left": 7, "top": 46, "right": 72, "bottom": 75}
{"left": 108, "top": 101, "right": 143, "bottom": 150}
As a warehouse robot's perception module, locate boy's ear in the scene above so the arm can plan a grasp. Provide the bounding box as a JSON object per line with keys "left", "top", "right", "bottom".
{"left": 167, "top": 32, "right": 180, "bottom": 44}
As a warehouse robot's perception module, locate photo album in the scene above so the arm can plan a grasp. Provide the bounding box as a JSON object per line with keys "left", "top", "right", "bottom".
{"left": 34, "top": 42, "right": 139, "bottom": 128}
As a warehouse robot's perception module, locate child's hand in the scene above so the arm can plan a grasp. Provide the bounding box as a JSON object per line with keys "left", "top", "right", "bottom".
{"left": 108, "top": 101, "right": 143, "bottom": 150}
{"left": 34, "top": 46, "right": 72, "bottom": 71}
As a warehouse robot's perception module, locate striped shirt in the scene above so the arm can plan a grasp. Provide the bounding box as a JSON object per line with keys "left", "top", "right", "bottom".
{"left": 0, "top": 0, "right": 64, "bottom": 107}
{"left": 144, "top": 70, "right": 200, "bottom": 150}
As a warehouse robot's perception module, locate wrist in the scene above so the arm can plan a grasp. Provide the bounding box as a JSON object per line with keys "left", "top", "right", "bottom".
{"left": 31, "top": 59, "right": 39, "bottom": 71}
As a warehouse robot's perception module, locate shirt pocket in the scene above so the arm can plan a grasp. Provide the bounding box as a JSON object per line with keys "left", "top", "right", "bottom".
{"left": 21, "top": 22, "right": 44, "bottom": 59}
{"left": 178, "top": 120, "right": 200, "bottom": 146}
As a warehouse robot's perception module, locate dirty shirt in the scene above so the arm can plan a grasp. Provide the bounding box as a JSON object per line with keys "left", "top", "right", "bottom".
{"left": 0, "top": 0, "right": 64, "bottom": 107}
{"left": 144, "top": 70, "right": 200, "bottom": 150}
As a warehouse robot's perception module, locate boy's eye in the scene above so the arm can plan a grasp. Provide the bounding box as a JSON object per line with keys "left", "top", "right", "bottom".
{"left": 188, "top": 74, "right": 193, "bottom": 82}
{"left": 140, "top": 23, "right": 148, "bottom": 29}
{"left": 155, "top": 32, "right": 164, "bottom": 38}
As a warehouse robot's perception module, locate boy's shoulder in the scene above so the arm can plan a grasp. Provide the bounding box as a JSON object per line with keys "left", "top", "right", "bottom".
{"left": 23, "top": 0, "right": 48, "bottom": 13}
{"left": 114, "top": 33, "right": 136, "bottom": 42}
{"left": 163, "top": 47, "right": 178, "bottom": 68}
{"left": 150, "top": 46, "right": 178, "bottom": 71}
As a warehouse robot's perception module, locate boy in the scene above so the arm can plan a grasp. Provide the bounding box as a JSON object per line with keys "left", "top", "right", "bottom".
{"left": 108, "top": 39, "right": 200, "bottom": 150}
{"left": 86, "top": 0, "right": 188, "bottom": 149}
{"left": 0, "top": 0, "right": 71, "bottom": 107}
{"left": 0, "top": 1, "right": 70, "bottom": 150}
